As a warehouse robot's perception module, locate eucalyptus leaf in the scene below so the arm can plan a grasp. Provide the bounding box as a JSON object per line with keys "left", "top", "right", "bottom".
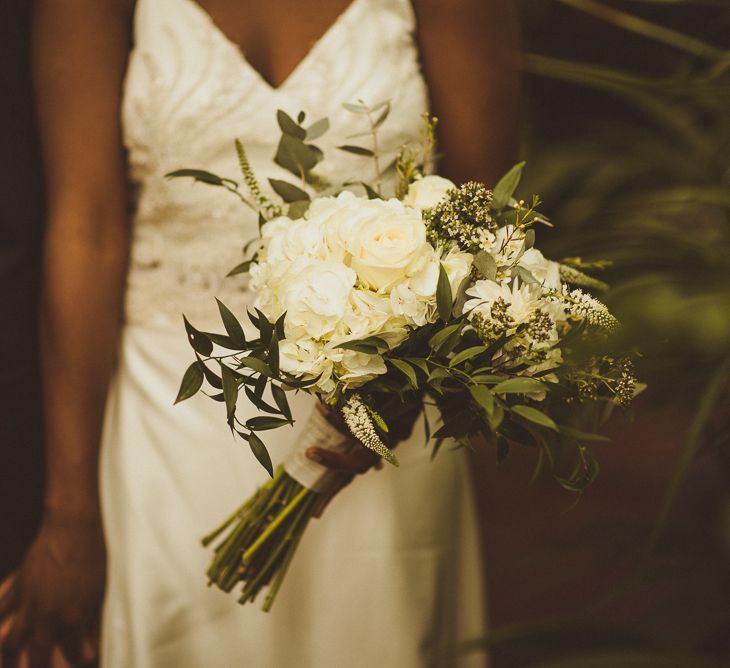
{"left": 175, "top": 362, "right": 204, "bottom": 404}
{"left": 342, "top": 101, "right": 369, "bottom": 113}
{"left": 268, "top": 330, "right": 280, "bottom": 374}
{"left": 276, "top": 109, "right": 306, "bottom": 139}
{"left": 287, "top": 200, "right": 310, "bottom": 219}
{"left": 165, "top": 168, "right": 235, "bottom": 188}
{"left": 305, "top": 117, "right": 330, "bottom": 141}
{"left": 268, "top": 178, "right": 310, "bottom": 203}
{"left": 492, "top": 161, "right": 526, "bottom": 210}
{"left": 337, "top": 145, "right": 375, "bottom": 157}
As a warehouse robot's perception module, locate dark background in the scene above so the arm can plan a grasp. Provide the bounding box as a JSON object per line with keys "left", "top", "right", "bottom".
{"left": 0, "top": 0, "right": 45, "bottom": 578}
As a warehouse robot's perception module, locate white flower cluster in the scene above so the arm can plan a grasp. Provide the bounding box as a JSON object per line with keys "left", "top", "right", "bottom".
{"left": 249, "top": 188, "right": 473, "bottom": 394}
{"left": 341, "top": 394, "right": 398, "bottom": 466}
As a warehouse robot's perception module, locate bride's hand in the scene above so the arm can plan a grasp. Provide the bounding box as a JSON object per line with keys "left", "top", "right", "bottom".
{"left": 305, "top": 404, "right": 384, "bottom": 518}
{"left": 0, "top": 509, "right": 106, "bottom": 668}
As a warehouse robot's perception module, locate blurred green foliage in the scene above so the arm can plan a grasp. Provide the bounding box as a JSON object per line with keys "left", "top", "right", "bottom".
{"left": 479, "top": 1, "right": 730, "bottom": 665}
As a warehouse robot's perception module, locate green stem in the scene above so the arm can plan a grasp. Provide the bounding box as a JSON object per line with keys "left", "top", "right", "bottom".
{"left": 243, "top": 486, "right": 312, "bottom": 564}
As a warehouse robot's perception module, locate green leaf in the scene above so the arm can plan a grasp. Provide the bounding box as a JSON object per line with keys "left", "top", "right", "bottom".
{"left": 474, "top": 251, "right": 498, "bottom": 281}
{"left": 221, "top": 365, "right": 239, "bottom": 420}
{"left": 428, "top": 323, "right": 461, "bottom": 349}
{"left": 559, "top": 426, "right": 612, "bottom": 443}
{"left": 297, "top": 110, "right": 306, "bottom": 124}
{"left": 238, "top": 356, "right": 273, "bottom": 377}
{"left": 337, "top": 336, "right": 389, "bottom": 354}
{"left": 200, "top": 331, "right": 237, "bottom": 350}
{"left": 492, "top": 161, "right": 526, "bottom": 210}
{"left": 165, "top": 169, "right": 235, "bottom": 188}
{"left": 247, "top": 431, "right": 274, "bottom": 477}
{"left": 198, "top": 358, "right": 222, "bottom": 389}
{"left": 183, "top": 316, "right": 213, "bottom": 356}
{"left": 405, "top": 357, "right": 430, "bottom": 375}
{"left": 244, "top": 387, "right": 281, "bottom": 415}
{"left": 226, "top": 259, "right": 253, "bottom": 277}
{"left": 246, "top": 416, "right": 291, "bottom": 431}
{"left": 287, "top": 200, "right": 310, "bottom": 219}
{"left": 216, "top": 299, "right": 246, "bottom": 348}
{"left": 305, "top": 117, "right": 329, "bottom": 141}
{"left": 342, "top": 101, "right": 369, "bottom": 113}
{"left": 274, "top": 134, "right": 322, "bottom": 178}
{"left": 523, "top": 228, "right": 536, "bottom": 251}
{"left": 436, "top": 264, "right": 453, "bottom": 321}
{"left": 268, "top": 178, "right": 310, "bottom": 203}
{"left": 469, "top": 385, "right": 495, "bottom": 417}
{"left": 268, "top": 330, "right": 280, "bottom": 374}
{"left": 271, "top": 384, "right": 292, "bottom": 421}
{"left": 449, "top": 345, "right": 488, "bottom": 367}
{"left": 276, "top": 109, "right": 306, "bottom": 139}
{"left": 511, "top": 405, "right": 558, "bottom": 431}
{"left": 175, "top": 362, "right": 204, "bottom": 404}
{"left": 513, "top": 265, "right": 539, "bottom": 286}
{"left": 337, "top": 144, "right": 375, "bottom": 157}
{"left": 389, "top": 359, "right": 418, "bottom": 388}
{"left": 373, "top": 103, "right": 391, "bottom": 128}
{"left": 493, "top": 377, "right": 548, "bottom": 395}
{"left": 487, "top": 402, "right": 504, "bottom": 430}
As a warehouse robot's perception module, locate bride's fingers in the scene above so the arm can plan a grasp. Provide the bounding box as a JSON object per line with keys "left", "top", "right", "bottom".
{"left": 0, "top": 574, "right": 19, "bottom": 619}
{"left": 305, "top": 447, "right": 379, "bottom": 474}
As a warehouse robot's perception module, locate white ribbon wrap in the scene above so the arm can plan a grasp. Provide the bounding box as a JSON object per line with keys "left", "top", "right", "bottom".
{"left": 283, "top": 406, "right": 352, "bottom": 493}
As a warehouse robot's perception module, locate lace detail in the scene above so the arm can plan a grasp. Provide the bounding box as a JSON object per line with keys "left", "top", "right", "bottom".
{"left": 121, "top": 0, "right": 429, "bottom": 330}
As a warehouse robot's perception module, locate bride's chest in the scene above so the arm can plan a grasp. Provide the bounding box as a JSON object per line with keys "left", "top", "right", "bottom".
{"left": 121, "top": 0, "right": 429, "bottom": 185}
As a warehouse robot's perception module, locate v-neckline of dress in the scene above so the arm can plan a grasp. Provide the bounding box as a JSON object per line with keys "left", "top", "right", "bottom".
{"left": 185, "top": 0, "right": 365, "bottom": 92}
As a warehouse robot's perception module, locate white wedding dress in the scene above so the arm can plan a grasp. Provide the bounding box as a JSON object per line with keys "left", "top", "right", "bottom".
{"left": 100, "top": 0, "right": 486, "bottom": 666}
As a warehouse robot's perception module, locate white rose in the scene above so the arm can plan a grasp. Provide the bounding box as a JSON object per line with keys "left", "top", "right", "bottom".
{"left": 347, "top": 200, "right": 430, "bottom": 291}
{"left": 519, "top": 248, "right": 561, "bottom": 290}
{"left": 403, "top": 175, "right": 456, "bottom": 211}
{"left": 308, "top": 191, "right": 381, "bottom": 262}
{"left": 279, "top": 258, "right": 356, "bottom": 340}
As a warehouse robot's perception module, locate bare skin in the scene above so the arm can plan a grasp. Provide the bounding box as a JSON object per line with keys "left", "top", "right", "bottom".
{"left": 0, "top": 1, "right": 520, "bottom": 665}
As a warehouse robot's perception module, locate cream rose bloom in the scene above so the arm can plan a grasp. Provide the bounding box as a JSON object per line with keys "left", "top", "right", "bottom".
{"left": 346, "top": 200, "right": 430, "bottom": 291}
{"left": 403, "top": 175, "right": 456, "bottom": 211}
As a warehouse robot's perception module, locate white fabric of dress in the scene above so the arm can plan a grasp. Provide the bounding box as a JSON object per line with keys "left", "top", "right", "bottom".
{"left": 101, "top": 0, "right": 487, "bottom": 665}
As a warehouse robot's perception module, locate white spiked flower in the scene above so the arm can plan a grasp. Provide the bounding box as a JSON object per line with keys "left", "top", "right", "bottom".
{"left": 341, "top": 395, "right": 399, "bottom": 466}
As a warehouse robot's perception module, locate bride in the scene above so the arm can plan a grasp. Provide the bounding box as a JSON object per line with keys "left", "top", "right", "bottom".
{"left": 0, "top": 0, "right": 519, "bottom": 666}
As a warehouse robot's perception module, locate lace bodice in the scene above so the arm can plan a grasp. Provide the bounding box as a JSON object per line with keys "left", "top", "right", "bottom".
{"left": 121, "top": 0, "right": 429, "bottom": 328}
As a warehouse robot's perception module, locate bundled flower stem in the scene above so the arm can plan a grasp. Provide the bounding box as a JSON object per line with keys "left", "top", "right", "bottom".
{"left": 203, "top": 466, "right": 319, "bottom": 611}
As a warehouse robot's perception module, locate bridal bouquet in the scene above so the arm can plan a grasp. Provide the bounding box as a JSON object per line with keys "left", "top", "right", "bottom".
{"left": 170, "top": 102, "right": 638, "bottom": 610}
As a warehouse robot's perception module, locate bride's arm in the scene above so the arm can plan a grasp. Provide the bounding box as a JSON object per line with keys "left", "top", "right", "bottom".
{"left": 0, "top": 1, "right": 132, "bottom": 665}
{"left": 413, "top": 0, "right": 522, "bottom": 185}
